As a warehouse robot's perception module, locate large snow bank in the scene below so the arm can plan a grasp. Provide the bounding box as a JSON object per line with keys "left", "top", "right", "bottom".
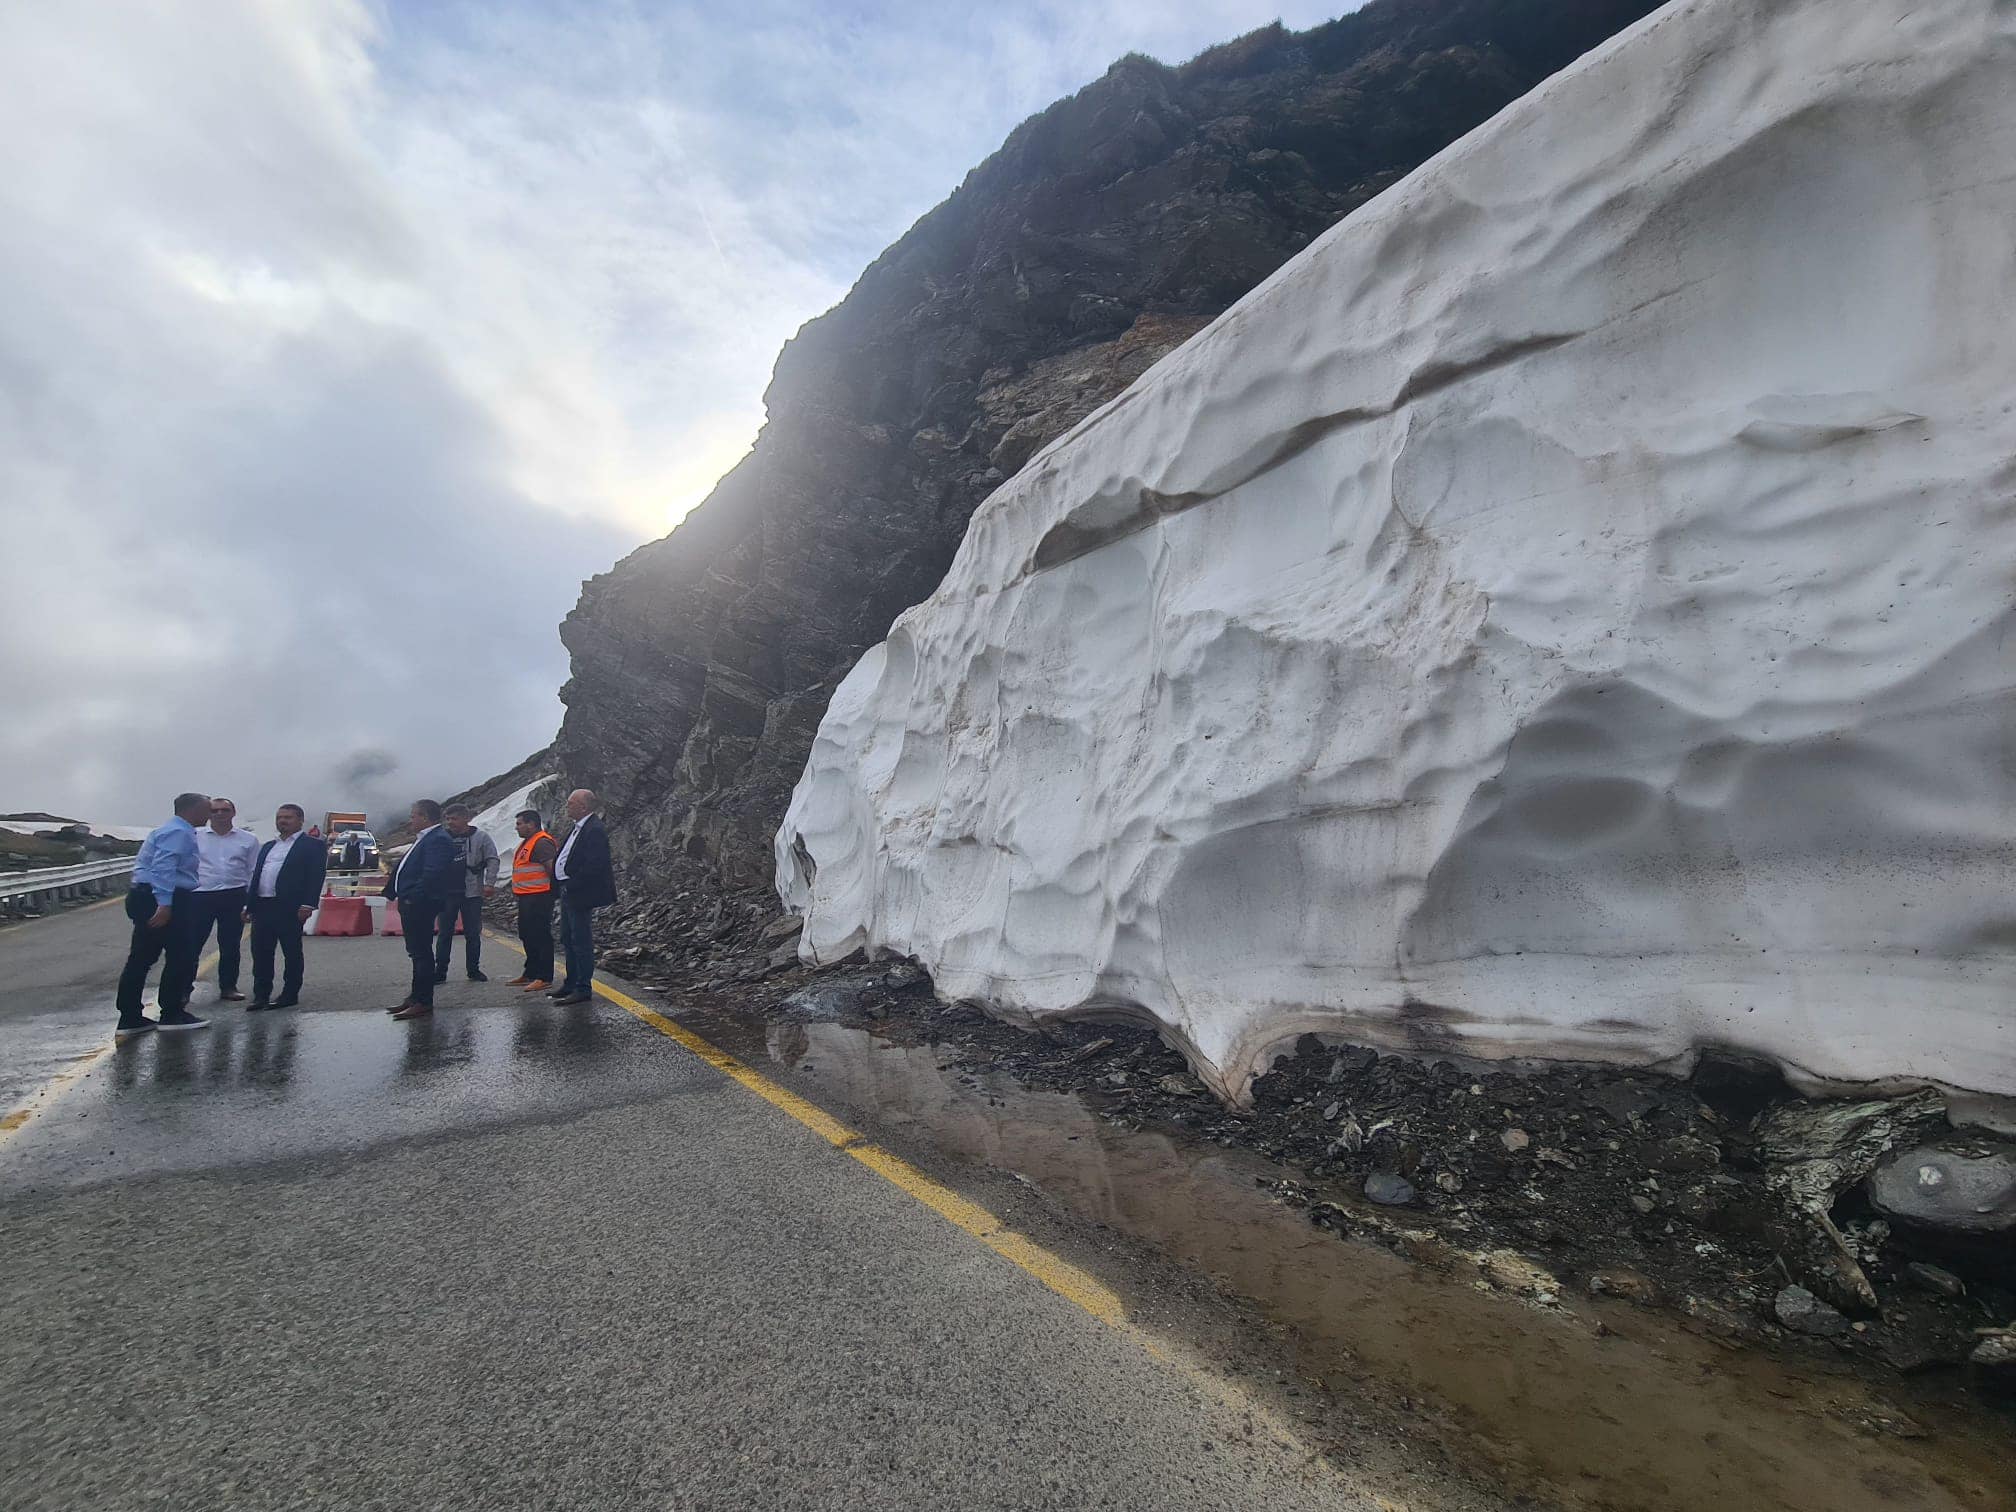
{"left": 777, "top": 0, "right": 2016, "bottom": 1102}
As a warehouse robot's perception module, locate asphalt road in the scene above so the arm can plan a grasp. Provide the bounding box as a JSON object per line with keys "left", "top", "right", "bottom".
{"left": 0, "top": 901, "right": 1446, "bottom": 1511}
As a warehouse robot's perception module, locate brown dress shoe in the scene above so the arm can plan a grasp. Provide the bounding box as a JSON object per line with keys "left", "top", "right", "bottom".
{"left": 505, "top": 975, "right": 532, "bottom": 986}
{"left": 219, "top": 991, "right": 247, "bottom": 1003}
{"left": 392, "top": 1003, "right": 434, "bottom": 1021}
{"left": 387, "top": 1000, "right": 417, "bottom": 1014}
{"left": 522, "top": 979, "right": 550, "bottom": 992}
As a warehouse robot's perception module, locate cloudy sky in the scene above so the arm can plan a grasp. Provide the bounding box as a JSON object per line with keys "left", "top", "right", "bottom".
{"left": 0, "top": 0, "right": 1341, "bottom": 831}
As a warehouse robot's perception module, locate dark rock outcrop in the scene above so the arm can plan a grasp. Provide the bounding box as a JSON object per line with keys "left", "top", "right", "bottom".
{"left": 526, "top": 0, "right": 1665, "bottom": 919}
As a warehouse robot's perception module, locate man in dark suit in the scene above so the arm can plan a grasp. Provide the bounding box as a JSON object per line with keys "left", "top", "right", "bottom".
{"left": 548, "top": 788, "right": 615, "bottom": 1006}
{"left": 383, "top": 798, "right": 459, "bottom": 1020}
{"left": 244, "top": 802, "right": 327, "bottom": 1010}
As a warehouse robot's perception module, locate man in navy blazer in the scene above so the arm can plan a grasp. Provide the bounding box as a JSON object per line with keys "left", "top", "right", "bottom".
{"left": 548, "top": 789, "right": 616, "bottom": 1005}
{"left": 243, "top": 802, "right": 327, "bottom": 1009}
{"left": 383, "top": 798, "right": 459, "bottom": 1020}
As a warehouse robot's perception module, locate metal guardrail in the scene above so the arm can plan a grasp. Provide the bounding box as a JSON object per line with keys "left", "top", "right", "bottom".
{"left": 0, "top": 856, "right": 136, "bottom": 903}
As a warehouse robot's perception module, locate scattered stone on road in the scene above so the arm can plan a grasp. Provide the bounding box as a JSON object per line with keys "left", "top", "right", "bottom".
{"left": 1969, "top": 1330, "right": 2016, "bottom": 1371}
{"left": 1775, "top": 1285, "right": 1850, "bottom": 1338}
{"left": 1867, "top": 1142, "right": 2016, "bottom": 1235}
{"left": 1904, "top": 1262, "right": 1965, "bottom": 1300}
{"left": 1364, "top": 1170, "right": 1416, "bottom": 1207}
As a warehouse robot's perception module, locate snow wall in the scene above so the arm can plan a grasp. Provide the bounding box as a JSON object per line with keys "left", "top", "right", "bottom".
{"left": 776, "top": 0, "right": 2016, "bottom": 1103}
{"left": 470, "top": 774, "right": 562, "bottom": 871}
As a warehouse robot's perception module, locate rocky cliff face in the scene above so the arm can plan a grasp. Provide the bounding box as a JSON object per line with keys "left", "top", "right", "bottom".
{"left": 543, "top": 0, "right": 1664, "bottom": 913}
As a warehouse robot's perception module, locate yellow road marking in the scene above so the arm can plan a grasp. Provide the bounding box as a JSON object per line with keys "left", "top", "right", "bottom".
{"left": 483, "top": 930, "right": 1128, "bottom": 1327}
{"left": 0, "top": 948, "right": 221, "bottom": 1145}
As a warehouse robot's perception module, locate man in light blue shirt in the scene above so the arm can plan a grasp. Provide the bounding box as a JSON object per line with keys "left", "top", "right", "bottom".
{"left": 115, "top": 791, "right": 215, "bottom": 1043}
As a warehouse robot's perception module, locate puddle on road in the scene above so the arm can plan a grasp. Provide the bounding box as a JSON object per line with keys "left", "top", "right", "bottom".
{"left": 673, "top": 1000, "right": 2015, "bottom": 1512}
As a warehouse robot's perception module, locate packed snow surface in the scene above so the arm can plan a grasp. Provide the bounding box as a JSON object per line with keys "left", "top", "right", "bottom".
{"left": 470, "top": 775, "right": 560, "bottom": 866}
{"left": 777, "top": 0, "right": 2016, "bottom": 1101}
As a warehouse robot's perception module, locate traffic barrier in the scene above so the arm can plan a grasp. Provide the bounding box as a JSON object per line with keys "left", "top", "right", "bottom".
{"left": 312, "top": 896, "right": 373, "bottom": 937}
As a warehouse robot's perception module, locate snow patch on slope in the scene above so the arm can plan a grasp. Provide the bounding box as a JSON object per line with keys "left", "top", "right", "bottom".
{"left": 470, "top": 775, "right": 561, "bottom": 866}
{"left": 777, "top": 0, "right": 2016, "bottom": 1102}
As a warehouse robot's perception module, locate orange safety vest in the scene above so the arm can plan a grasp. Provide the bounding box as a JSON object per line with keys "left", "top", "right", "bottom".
{"left": 511, "top": 831, "right": 555, "bottom": 895}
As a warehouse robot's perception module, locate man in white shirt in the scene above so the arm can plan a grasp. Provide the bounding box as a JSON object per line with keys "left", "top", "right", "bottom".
{"left": 187, "top": 796, "right": 262, "bottom": 1003}
{"left": 546, "top": 788, "right": 614, "bottom": 1005}
{"left": 382, "top": 799, "right": 458, "bottom": 1019}
{"left": 245, "top": 803, "right": 326, "bottom": 1009}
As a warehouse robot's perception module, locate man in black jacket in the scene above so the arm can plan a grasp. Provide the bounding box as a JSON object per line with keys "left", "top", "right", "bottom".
{"left": 383, "top": 799, "right": 459, "bottom": 1020}
{"left": 244, "top": 803, "right": 327, "bottom": 1009}
{"left": 548, "top": 789, "right": 615, "bottom": 1006}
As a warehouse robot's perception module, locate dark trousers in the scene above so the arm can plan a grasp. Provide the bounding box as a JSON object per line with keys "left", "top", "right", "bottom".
{"left": 559, "top": 897, "right": 597, "bottom": 992}
{"left": 116, "top": 885, "right": 200, "bottom": 1024}
{"left": 248, "top": 897, "right": 306, "bottom": 1001}
{"left": 516, "top": 893, "right": 555, "bottom": 981}
{"left": 400, "top": 896, "right": 442, "bottom": 1005}
{"left": 434, "top": 895, "right": 483, "bottom": 975}
{"left": 191, "top": 888, "right": 248, "bottom": 991}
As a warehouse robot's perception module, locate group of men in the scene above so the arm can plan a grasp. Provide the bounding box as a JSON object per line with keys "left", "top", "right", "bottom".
{"left": 114, "top": 795, "right": 330, "bottom": 1042}
{"left": 113, "top": 788, "right": 616, "bottom": 1043}
{"left": 382, "top": 789, "right": 613, "bottom": 1020}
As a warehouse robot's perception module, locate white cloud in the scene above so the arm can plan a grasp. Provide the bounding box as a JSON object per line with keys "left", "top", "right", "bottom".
{"left": 0, "top": 0, "right": 1346, "bottom": 828}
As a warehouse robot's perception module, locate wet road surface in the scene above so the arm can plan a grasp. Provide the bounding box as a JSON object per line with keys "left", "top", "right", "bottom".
{"left": 0, "top": 903, "right": 1476, "bottom": 1511}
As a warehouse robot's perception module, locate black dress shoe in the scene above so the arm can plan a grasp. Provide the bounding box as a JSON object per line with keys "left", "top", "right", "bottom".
{"left": 270, "top": 995, "right": 299, "bottom": 1009}
{"left": 546, "top": 986, "right": 573, "bottom": 998}
{"left": 432, "top": 971, "right": 449, "bottom": 984}
{"left": 553, "top": 991, "right": 592, "bottom": 1006}
{"left": 466, "top": 970, "right": 488, "bottom": 982}
{"left": 246, "top": 999, "right": 271, "bottom": 1012}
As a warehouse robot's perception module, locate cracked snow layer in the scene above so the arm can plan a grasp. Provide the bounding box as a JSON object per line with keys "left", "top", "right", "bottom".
{"left": 777, "top": 0, "right": 2016, "bottom": 1102}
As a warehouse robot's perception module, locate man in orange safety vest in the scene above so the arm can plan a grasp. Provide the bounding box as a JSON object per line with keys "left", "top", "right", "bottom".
{"left": 506, "top": 809, "right": 559, "bottom": 990}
